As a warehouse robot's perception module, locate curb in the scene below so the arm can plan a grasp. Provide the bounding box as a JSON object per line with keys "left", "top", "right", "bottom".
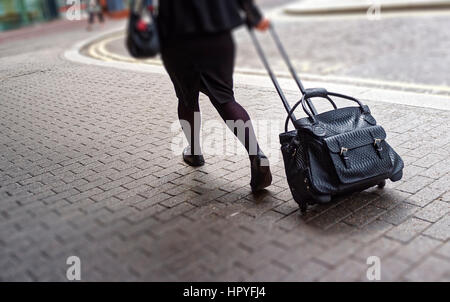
{"left": 284, "top": 0, "right": 450, "bottom": 15}
{"left": 64, "top": 29, "right": 450, "bottom": 112}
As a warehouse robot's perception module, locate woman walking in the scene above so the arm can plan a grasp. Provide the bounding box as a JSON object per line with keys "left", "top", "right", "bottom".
{"left": 86, "top": 0, "right": 104, "bottom": 31}
{"left": 158, "top": 0, "right": 272, "bottom": 192}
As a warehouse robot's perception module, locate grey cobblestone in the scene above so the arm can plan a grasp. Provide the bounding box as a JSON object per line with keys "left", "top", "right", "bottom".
{"left": 282, "top": 260, "right": 329, "bottom": 282}
{"left": 394, "top": 235, "right": 442, "bottom": 264}
{"left": 343, "top": 205, "right": 386, "bottom": 228}
{"left": 423, "top": 215, "right": 450, "bottom": 241}
{"left": 0, "top": 20, "right": 449, "bottom": 281}
{"left": 396, "top": 176, "right": 435, "bottom": 194}
{"left": 314, "top": 239, "right": 363, "bottom": 266}
{"left": 379, "top": 255, "right": 411, "bottom": 281}
{"left": 406, "top": 186, "right": 448, "bottom": 207}
{"left": 371, "top": 189, "right": 411, "bottom": 209}
{"left": 319, "top": 259, "right": 367, "bottom": 282}
{"left": 385, "top": 218, "right": 431, "bottom": 243}
{"left": 352, "top": 237, "right": 401, "bottom": 262}
{"left": 434, "top": 242, "right": 450, "bottom": 259}
{"left": 403, "top": 256, "right": 450, "bottom": 282}
{"left": 414, "top": 201, "right": 449, "bottom": 223}
{"left": 380, "top": 202, "right": 420, "bottom": 226}
{"left": 349, "top": 219, "right": 394, "bottom": 244}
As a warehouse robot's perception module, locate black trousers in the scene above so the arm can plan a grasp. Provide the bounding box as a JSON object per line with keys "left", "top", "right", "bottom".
{"left": 161, "top": 31, "right": 236, "bottom": 109}
{"left": 88, "top": 12, "right": 104, "bottom": 24}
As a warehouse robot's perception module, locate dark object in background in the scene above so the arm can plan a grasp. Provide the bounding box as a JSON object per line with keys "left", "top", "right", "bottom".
{"left": 126, "top": 0, "right": 160, "bottom": 58}
{"left": 88, "top": 11, "right": 104, "bottom": 24}
{"left": 250, "top": 26, "right": 404, "bottom": 212}
{"left": 43, "top": 0, "right": 59, "bottom": 20}
{"left": 86, "top": 0, "right": 104, "bottom": 27}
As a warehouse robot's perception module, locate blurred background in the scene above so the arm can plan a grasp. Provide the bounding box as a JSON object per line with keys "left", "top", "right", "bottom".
{"left": 0, "top": 0, "right": 449, "bottom": 282}
{"left": 0, "top": 0, "right": 129, "bottom": 31}
{"left": 2, "top": 0, "right": 450, "bottom": 31}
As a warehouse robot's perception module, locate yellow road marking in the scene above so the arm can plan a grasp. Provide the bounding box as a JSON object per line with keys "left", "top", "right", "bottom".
{"left": 87, "top": 34, "right": 450, "bottom": 95}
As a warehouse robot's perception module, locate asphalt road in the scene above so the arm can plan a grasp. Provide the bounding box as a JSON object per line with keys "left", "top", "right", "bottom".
{"left": 234, "top": 13, "right": 450, "bottom": 88}
{"left": 103, "top": 8, "right": 450, "bottom": 92}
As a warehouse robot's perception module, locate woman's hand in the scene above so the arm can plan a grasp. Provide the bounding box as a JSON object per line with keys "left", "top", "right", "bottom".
{"left": 255, "top": 18, "right": 270, "bottom": 31}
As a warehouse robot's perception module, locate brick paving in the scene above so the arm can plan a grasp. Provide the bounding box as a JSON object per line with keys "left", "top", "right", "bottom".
{"left": 0, "top": 21, "right": 449, "bottom": 281}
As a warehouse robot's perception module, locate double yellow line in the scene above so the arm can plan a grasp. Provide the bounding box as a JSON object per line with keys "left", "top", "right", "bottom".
{"left": 86, "top": 33, "right": 161, "bottom": 66}
{"left": 86, "top": 33, "right": 450, "bottom": 96}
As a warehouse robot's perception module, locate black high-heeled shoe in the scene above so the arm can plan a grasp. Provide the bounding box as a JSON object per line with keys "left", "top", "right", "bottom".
{"left": 250, "top": 154, "right": 272, "bottom": 192}
{"left": 182, "top": 146, "right": 205, "bottom": 167}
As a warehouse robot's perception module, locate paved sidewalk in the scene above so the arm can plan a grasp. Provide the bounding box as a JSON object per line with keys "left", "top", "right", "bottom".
{"left": 0, "top": 21, "right": 449, "bottom": 281}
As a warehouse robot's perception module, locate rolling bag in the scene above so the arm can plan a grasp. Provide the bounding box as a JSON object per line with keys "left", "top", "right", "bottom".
{"left": 249, "top": 26, "right": 404, "bottom": 212}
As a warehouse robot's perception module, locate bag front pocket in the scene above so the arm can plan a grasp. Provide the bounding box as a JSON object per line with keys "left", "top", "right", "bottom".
{"left": 324, "top": 126, "right": 393, "bottom": 184}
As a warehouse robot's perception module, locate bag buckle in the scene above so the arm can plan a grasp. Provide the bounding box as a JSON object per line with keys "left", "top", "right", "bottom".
{"left": 292, "top": 147, "right": 297, "bottom": 157}
{"left": 373, "top": 138, "right": 382, "bottom": 149}
{"left": 291, "top": 138, "right": 300, "bottom": 157}
{"left": 340, "top": 147, "right": 351, "bottom": 168}
{"left": 374, "top": 138, "right": 383, "bottom": 151}
{"left": 373, "top": 138, "right": 383, "bottom": 158}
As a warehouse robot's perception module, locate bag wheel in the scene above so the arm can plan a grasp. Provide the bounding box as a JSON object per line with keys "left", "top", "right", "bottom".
{"left": 300, "top": 201, "right": 308, "bottom": 213}
{"left": 377, "top": 180, "right": 386, "bottom": 189}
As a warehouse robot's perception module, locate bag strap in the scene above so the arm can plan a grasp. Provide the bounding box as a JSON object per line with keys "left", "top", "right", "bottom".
{"left": 284, "top": 91, "right": 368, "bottom": 132}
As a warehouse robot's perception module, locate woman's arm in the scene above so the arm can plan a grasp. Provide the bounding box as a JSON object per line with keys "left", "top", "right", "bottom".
{"left": 238, "top": 0, "right": 263, "bottom": 27}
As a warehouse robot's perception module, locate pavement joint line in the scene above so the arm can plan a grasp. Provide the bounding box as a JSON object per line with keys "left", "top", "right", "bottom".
{"left": 65, "top": 29, "right": 450, "bottom": 112}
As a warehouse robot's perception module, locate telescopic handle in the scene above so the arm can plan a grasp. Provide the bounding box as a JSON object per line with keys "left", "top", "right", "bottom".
{"left": 268, "top": 25, "right": 318, "bottom": 116}
{"left": 248, "top": 29, "right": 297, "bottom": 123}
{"left": 268, "top": 25, "right": 305, "bottom": 94}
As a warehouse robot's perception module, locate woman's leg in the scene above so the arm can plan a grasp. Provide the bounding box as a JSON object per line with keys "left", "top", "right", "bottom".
{"left": 177, "top": 101, "right": 201, "bottom": 156}
{"left": 160, "top": 38, "right": 203, "bottom": 158}
{"left": 196, "top": 32, "right": 263, "bottom": 159}
{"left": 87, "top": 12, "right": 94, "bottom": 30}
{"left": 211, "top": 100, "right": 262, "bottom": 160}
{"left": 98, "top": 12, "right": 104, "bottom": 23}
{"left": 212, "top": 99, "right": 271, "bottom": 191}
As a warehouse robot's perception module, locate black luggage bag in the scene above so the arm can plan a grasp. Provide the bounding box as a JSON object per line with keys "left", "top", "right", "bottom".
{"left": 249, "top": 26, "right": 404, "bottom": 212}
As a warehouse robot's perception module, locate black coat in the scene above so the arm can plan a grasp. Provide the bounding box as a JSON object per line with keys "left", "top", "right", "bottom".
{"left": 157, "top": 0, "right": 263, "bottom": 39}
